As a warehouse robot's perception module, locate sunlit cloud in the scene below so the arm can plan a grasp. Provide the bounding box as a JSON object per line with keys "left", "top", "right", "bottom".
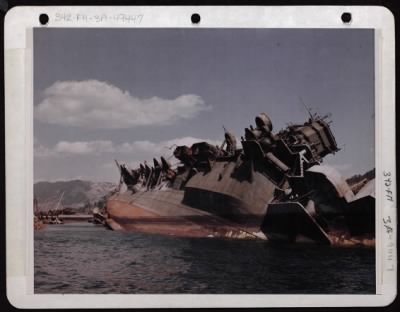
{"left": 35, "top": 80, "right": 211, "bottom": 128}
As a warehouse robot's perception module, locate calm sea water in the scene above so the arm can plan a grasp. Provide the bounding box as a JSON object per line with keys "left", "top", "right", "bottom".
{"left": 34, "top": 223, "right": 375, "bottom": 294}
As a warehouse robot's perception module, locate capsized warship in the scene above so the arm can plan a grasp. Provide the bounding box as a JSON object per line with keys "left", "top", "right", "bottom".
{"left": 105, "top": 113, "right": 375, "bottom": 245}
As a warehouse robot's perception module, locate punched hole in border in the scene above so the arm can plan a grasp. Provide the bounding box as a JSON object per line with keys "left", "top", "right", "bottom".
{"left": 39, "top": 14, "right": 49, "bottom": 25}
{"left": 191, "top": 13, "right": 201, "bottom": 24}
{"left": 341, "top": 12, "right": 352, "bottom": 24}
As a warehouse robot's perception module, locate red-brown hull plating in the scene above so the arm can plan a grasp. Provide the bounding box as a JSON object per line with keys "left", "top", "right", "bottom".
{"left": 106, "top": 190, "right": 261, "bottom": 239}
{"left": 107, "top": 113, "right": 375, "bottom": 245}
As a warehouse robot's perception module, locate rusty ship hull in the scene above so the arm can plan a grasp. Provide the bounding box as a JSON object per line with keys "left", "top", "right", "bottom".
{"left": 106, "top": 112, "right": 375, "bottom": 245}
{"left": 106, "top": 158, "right": 283, "bottom": 239}
{"left": 107, "top": 188, "right": 261, "bottom": 239}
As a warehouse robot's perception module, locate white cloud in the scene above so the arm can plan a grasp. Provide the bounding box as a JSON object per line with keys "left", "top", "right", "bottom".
{"left": 35, "top": 139, "right": 114, "bottom": 158}
{"left": 102, "top": 137, "right": 222, "bottom": 172}
{"left": 34, "top": 138, "right": 56, "bottom": 158}
{"left": 118, "top": 137, "right": 220, "bottom": 155}
{"left": 34, "top": 144, "right": 55, "bottom": 158}
{"left": 55, "top": 140, "right": 114, "bottom": 155}
{"left": 35, "top": 80, "right": 211, "bottom": 128}
{"left": 35, "top": 137, "right": 221, "bottom": 161}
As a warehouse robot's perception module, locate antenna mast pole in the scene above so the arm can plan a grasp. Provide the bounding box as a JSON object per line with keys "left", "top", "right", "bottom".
{"left": 299, "top": 97, "right": 314, "bottom": 120}
{"left": 55, "top": 191, "right": 64, "bottom": 212}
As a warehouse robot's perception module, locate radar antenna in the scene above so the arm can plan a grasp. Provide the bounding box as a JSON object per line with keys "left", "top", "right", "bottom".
{"left": 299, "top": 97, "right": 315, "bottom": 120}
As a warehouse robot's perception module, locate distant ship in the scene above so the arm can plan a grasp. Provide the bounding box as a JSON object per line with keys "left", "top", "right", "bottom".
{"left": 105, "top": 112, "right": 375, "bottom": 245}
{"left": 34, "top": 192, "right": 64, "bottom": 226}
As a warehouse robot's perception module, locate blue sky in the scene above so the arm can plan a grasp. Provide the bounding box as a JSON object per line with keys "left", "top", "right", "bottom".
{"left": 34, "top": 28, "right": 375, "bottom": 182}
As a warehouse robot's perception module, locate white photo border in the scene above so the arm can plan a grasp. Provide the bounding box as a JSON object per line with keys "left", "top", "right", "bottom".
{"left": 5, "top": 5, "right": 396, "bottom": 308}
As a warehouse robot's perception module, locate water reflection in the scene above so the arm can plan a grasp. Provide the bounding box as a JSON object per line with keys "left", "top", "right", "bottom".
{"left": 35, "top": 223, "right": 375, "bottom": 294}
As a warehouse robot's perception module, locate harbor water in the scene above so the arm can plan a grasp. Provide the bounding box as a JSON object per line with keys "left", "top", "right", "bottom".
{"left": 34, "top": 223, "right": 375, "bottom": 294}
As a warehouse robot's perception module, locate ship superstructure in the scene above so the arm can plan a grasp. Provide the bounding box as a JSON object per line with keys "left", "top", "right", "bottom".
{"left": 106, "top": 113, "right": 375, "bottom": 245}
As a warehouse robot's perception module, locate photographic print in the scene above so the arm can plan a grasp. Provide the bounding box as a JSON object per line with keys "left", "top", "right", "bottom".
{"left": 32, "top": 27, "right": 376, "bottom": 295}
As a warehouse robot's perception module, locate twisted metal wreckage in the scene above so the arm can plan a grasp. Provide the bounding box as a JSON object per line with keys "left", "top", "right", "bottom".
{"left": 105, "top": 112, "right": 375, "bottom": 245}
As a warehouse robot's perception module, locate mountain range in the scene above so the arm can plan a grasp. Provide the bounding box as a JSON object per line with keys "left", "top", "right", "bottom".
{"left": 34, "top": 180, "right": 117, "bottom": 209}
{"left": 34, "top": 168, "right": 374, "bottom": 210}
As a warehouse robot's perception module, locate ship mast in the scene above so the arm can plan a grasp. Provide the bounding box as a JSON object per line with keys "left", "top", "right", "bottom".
{"left": 299, "top": 97, "right": 315, "bottom": 121}
{"left": 54, "top": 191, "right": 64, "bottom": 212}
